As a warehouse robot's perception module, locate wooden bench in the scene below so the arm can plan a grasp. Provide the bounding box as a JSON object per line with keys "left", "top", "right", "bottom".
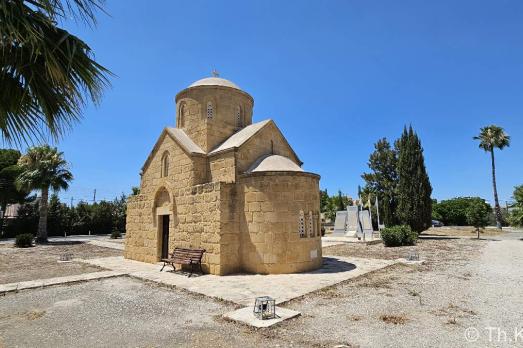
{"left": 160, "top": 247, "right": 206, "bottom": 277}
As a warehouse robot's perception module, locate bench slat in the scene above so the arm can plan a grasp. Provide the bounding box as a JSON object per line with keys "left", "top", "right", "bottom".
{"left": 160, "top": 247, "right": 206, "bottom": 276}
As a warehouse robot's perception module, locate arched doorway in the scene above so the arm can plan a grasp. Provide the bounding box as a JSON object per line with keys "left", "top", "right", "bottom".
{"left": 154, "top": 187, "right": 172, "bottom": 260}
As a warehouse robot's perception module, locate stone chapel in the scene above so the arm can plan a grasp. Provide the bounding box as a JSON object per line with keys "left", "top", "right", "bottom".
{"left": 124, "top": 75, "right": 322, "bottom": 275}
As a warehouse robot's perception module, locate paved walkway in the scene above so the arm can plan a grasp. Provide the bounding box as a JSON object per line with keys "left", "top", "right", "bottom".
{"left": 88, "top": 240, "right": 124, "bottom": 250}
{"left": 322, "top": 235, "right": 382, "bottom": 247}
{"left": 79, "top": 256, "right": 396, "bottom": 306}
{"left": 0, "top": 270, "right": 125, "bottom": 294}
{"left": 0, "top": 235, "right": 125, "bottom": 250}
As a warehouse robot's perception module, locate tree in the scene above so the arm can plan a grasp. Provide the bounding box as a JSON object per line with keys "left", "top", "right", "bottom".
{"left": 112, "top": 194, "right": 127, "bottom": 233}
{"left": 335, "top": 190, "right": 346, "bottom": 211}
{"left": 0, "top": 149, "right": 28, "bottom": 209}
{"left": 396, "top": 126, "right": 433, "bottom": 233}
{"left": 508, "top": 185, "right": 523, "bottom": 227}
{"left": 362, "top": 138, "right": 398, "bottom": 227}
{"left": 47, "top": 194, "right": 70, "bottom": 236}
{"left": 432, "top": 197, "right": 491, "bottom": 226}
{"left": 466, "top": 198, "right": 490, "bottom": 239}
{"left": 0, "top": 0, "right": 111, "bottom": 145}
{"left": 16, "top": 145, "right": 73, "bottom": 243}
{"left": 0, "top": 149, "right": 30, "bottom": 234}
{"left": 474, "top": 125, "right": 510, "bottom": 229}
{"left": 320, "top": 189, "right": 330, "bottom": 213}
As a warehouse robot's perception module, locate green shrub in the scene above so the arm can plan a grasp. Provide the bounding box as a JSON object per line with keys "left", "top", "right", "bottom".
{"left": 15, "top": 233, "right": 34, "bottom": 248}
{"left": 110, "top": 229, "right": 122, "bottom": 239}
{"left": 381, "top": 225, "right": 417, "bottom": 247}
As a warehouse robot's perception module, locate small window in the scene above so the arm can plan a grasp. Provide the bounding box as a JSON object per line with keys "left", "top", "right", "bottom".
{"left": 309, "top": 211, "right": 314, "bottom": 237}
{"left": 207, "top": 101, "right": 213, "bottom": 119}
{"left": 178, "top": 102, "right": 186, "bottom": 128}
{"left": 161, "top": 152, "right": 169, "bottom": 177}
{"left": 236, "top": 106, "right": 242, "bottom": 128}
{"left": 298, "top": 210, "right": 305, "bottom": 238}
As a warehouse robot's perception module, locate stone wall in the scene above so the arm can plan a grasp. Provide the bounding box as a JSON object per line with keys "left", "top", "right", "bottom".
{"left": 140, "top": 134, "right": 203, "bottom": 196}
{"left": 218, "top": 183, "right": 240, "bottom": 274}
{"left": 176, "top": 86, "right": 254, "bottom": 153}
{"left": 238, "top": 172, "right": 322, "bottom": 274}
{"left": 208, "top": 151, "right": 236, "bottom": 183}
{"left": 172, "top": 182, "right": 224, "bottom": 274}
{"left": 126, "top": 181, "right": 237, "bottom": 274}
{"left": 125, "top": 194, "right": 156, "bottom": 262}
{"left": 236, "top": 122, "right": 300, "bottom": 174}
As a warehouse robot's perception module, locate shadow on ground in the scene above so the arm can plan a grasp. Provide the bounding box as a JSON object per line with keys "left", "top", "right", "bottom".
{"left": 306, "top": 257, "right": 357, "bottom": 274}
{"left": 46, "top": 241, "right": 85, "bottom": 246}
{"left": 418, "top": 234, "right": 461, "bottom": 240}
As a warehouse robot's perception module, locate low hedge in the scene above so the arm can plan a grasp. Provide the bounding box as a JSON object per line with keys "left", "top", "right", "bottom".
{"left": 15, "top": 233, "right": 34, "bottom": 248}
{"left": 381, "top": 225, "right": 417, "bottom": 247}
{"left": 110, "top": 229, "right": 122, "bottom": 239}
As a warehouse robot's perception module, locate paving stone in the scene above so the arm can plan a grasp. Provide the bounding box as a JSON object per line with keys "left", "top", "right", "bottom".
{"left": 223, "top": 306, "right": 301, "bottom": 328}
{"left": 79, "top": 256, "right": 396, "bottom": 306}
{"left": 0, "top": 271, "right": 125, "bottom": 294}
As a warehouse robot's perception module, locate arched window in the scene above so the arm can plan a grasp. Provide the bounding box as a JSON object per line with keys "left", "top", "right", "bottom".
{"left": 308, "top": 211, "right": 314, "bottom": 237}
{"left": 178, "top": 102, "right": 186, "bottom": 128}
{"left": 206, "top": 101, "right": 214, "bottom": 119}
{"left": 236, "top": 105, "right": 243, "bottom": 128}
{"left": 298, "top": 210, "right": 305, "bottom": 238}
{"left": 161, "top": 152, "right": 169, "bottom": 177}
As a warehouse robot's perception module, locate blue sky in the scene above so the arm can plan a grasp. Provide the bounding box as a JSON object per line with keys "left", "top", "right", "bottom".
{"left": 47, "top": 0, "right": 522, "bottom": 204}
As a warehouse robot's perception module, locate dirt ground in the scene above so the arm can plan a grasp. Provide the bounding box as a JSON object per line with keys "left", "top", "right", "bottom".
{"left": 0, "top": 242, "right": 122, "bottom": 284}
{"left": 424, "top": 226, "right": 504, "bottom": 237}
{"left": 1, "top": 232, "right": 522, "bottom": 347}
{"left": 324, "top": 235, "right": 479, "bottom": 263}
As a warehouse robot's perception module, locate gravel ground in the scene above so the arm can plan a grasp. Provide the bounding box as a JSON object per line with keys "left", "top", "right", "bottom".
{"left": 0, "top": 243, "right": 122, "bottom": 284}
{"left": 423, "top": 226, "right": 504, "bottom": 238}
{"left": 1, "top": 235, "right": 522, "bottom": 347}
{"left": 0, "top": 277, "right": 284, "bottom": 348}
{"left": 323, "top": 235, "right": 478, "bottom": 263}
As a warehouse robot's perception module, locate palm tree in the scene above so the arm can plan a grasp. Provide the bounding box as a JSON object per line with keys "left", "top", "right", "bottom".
{"left": 474, "top": 125, "right": 510, "bottom": 229}
{"left": 16, "top": 145, "right": 73, "bottom": 243}
{"left": 0, "top": 0, "right": 111, "bottom": 145}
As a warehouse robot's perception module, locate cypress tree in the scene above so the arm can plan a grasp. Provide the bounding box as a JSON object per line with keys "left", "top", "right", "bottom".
{"left": 336, "top": 190, "right": 346, "bottom": 211}
{"left": 361, "top": 138, "right": 399, "bottom": 227}
{"left": 396, "top": 126, "right": 433, "bottom": 232}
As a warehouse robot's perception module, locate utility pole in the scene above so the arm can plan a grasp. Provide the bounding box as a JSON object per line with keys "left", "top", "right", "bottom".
{"left": 70, "top": 197, "right": 74, "bottom": 208}
{"left": 93, "top": 189, "right": 96, "bottom": 203}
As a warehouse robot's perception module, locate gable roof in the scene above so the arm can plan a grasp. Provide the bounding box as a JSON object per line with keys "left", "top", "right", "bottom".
{"left": 208, "top": 119, "right": 301, "bottom": 164}
{"left": 165, "top": 128, "right": 205, "bottom": 155}
{"left": 208, "top": 120, "right": 271, "bottom": 155}
{"left": 141, "top": 128, "right": 205, "bottom": 172}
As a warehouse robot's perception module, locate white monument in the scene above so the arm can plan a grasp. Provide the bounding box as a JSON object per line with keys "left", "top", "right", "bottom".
{"left": 357, "top": 209, "right": 374, "bottom": 240}
{"left": 332, "top": 211, "right": 348, "bottom": 236}
{"left": 331, "top": 205, "right": 375, "bottom": 239}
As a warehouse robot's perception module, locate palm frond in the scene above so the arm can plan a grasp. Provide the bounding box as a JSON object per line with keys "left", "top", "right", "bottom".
{"left": 0, "top": 0, "right": 111, "bottom": 146}
{"left": 16, "top": 144, "right": 73, "bottom": 192}
{"left": 474, "top": 125, "right": 510, "bottom": 152}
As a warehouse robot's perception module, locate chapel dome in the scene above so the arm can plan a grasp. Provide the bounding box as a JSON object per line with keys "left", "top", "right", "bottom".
{"left": 189, "top": 77, "right": 241, "bottom": 90}
{"left": 246, "top": 155, "right": 304, "bottom": 173}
